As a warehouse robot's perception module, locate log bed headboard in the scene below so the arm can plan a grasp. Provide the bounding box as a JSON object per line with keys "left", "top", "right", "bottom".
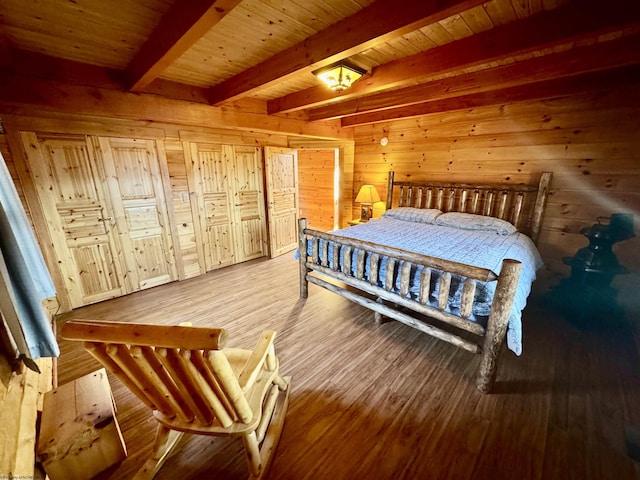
{"left": 384, "top": 172, "right": 552, "bottom": 244}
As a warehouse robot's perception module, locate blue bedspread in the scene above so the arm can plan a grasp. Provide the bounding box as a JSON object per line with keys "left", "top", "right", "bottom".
{"left": 303, "top": 217, "right": 543, "bottom": 355}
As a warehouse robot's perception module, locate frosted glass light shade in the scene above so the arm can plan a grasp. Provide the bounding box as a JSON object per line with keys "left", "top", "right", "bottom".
{"left": 313, "top": 62, "right": 366, "bottom": 92}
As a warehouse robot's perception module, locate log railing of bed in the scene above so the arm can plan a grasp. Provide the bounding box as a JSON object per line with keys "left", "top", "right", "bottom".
{"left": 297, "top": 172, "right": 551, "bottom": 393}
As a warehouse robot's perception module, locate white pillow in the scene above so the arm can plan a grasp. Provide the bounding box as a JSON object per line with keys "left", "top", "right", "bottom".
{"left": 382, "top": 207, "right": 442, "bottom": 224}
{"left": 434, "top": 212, "right": 517, "bottom": 235}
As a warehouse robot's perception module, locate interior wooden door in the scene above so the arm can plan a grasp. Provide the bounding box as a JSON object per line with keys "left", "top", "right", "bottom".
{"left": 97, "top": 137, "right": 177, "bottom": 291}
{"left": 190, "top": 143, "right": 235, "bottom": 270}
{"left": 230, "top": 145, "right": 268, "bottom": 261}
{"left": 21, "top": 132, "right": 125, "bottom": 308}
{"left": 265, "top": 147, "right": 299, "bottom": 258}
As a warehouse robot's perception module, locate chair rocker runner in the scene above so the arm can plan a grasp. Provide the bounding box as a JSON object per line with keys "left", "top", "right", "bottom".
{"left": 61, "top": 319, "right": 290, "bottom": 479}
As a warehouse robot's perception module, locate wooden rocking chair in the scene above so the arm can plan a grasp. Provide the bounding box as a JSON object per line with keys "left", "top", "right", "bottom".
{"left": 61, "top": 319, "right": 290, "bottom": 480}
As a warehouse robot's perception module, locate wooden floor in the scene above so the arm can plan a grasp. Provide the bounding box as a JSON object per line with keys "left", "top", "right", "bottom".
{"left": 55, "top": 254, "right": 640, "bottom": 480}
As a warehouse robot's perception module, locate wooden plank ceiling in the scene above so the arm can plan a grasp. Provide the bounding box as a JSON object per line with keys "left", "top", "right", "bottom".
{"left": 0, "top": 0, "right": 639, "bottom": 128}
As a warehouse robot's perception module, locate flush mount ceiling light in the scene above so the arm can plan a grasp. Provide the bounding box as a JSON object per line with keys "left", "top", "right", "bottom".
{"left": 312, "top": 61, "right": 366, "bottom": 92}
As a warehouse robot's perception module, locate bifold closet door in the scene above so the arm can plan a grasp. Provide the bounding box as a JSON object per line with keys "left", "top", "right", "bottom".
{"left": 96, "top": 137, "right": 177, "bottom": 292}
{"left": 23, "top": 133, "right": 177, "bottom": 308}
{"left": 189, "top": 143, "right": 267, "bottom": 271}
{"left": 231, "top": 145, "right": 268, "bottom": 262}
{"left": 21, "top": 132, "right": 126, "bottom": 308}
{"left": 190, "top": 143, "right": 235, "bottom": 270}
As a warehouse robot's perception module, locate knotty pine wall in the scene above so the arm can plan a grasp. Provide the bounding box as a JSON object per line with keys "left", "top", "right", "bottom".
{"left": 352, "top": 86, "right": 640, "bottom": 303}
{"left": 290, "top": 139, "right": 356, "bottom": 229}
{"left": 0, "top": 135, "right": 32, "bottom": 228}
{"left": 298, "top": 148, "right": 336, "bottom": 231}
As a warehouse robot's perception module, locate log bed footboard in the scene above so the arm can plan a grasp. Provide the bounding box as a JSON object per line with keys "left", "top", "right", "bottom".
{"left": 297, "top": 218, "right": 522, "bottom": 393}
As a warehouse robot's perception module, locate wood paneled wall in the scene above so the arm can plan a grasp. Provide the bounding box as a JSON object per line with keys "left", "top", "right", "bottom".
{"left": 352, "top": 86, "right": 640, "bottom": 296}
{"left": 289, "top": 139, "right": 356, "bottom": 229}
{"left": 298, "top": 149, "right": 336, "bottom": 231}
{"left": 0, "top": 135, "right": 32, "bottom": 228}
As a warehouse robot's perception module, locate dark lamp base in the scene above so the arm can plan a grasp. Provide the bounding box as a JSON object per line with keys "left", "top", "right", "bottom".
{"left": 359, "top": 204, "right": 373, "bottom": 222}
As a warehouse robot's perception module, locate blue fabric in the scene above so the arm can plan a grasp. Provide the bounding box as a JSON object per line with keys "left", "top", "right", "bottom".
{"left": 0, "top": 153, "right": 59, "bottom": 359}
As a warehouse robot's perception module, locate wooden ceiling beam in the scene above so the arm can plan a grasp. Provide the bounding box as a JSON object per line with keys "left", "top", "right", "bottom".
{"left": 0, "top": 71, "right": 349, "bottom": 140}
{"left": 0, "top": 35, "right": 11, "bottom": 68}
{"left": 269, "top": 0, "right": 640, "bottom": 115}
{"left": 2, "top": 49, "right": 215, "bottom": 104}
{"left": 310, "top": 35, "right": 640, "bottom": 121}
{"left": 340, "top": 64, "right": 640, "bottom": 127}
{"left": 126, "top": 0, "right": 243, "bottom": 92}
{"left": 4, "top": 49, "right": 123, "bottom": 89}
{"left": 208, "top": 0, "right": 486, "bottom": 105}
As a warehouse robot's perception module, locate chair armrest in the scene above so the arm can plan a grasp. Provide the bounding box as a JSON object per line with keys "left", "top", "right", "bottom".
{"left": 237, "top": 330, "right": 277, "bottom": 391}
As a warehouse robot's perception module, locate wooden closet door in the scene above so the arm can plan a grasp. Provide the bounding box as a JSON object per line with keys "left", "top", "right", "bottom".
{"left": 190, "top": 143, "right": 235, "bottom": 270}
{"left": 96, "top": 137, "right": 177, "bottom": 291}
{"left": 21, "top": 132, "right": 125, "bottom": 308}
{"left": 230, "top": 145, "right": 268, "bottom": 261}
{"left": 265, "top": 147, "right": 299, "bottom": 258}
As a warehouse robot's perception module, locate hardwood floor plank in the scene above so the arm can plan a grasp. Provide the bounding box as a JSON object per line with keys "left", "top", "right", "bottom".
{"left": 53, "top": 254, "right": 640, "bottom": 479}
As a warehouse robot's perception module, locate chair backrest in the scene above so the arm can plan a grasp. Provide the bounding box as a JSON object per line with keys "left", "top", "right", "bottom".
{"left": 61, "top": 319, "right": 264, "bottom": 429}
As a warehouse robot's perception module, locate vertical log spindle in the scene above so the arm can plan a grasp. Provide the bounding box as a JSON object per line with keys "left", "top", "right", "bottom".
{"left": 477, "top": 259, "right": 522, "bottom": 393}
{"left": 298, "top": 218, "right": 308, "bottom": 298}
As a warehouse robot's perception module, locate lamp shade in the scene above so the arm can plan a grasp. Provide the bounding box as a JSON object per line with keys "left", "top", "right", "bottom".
{"left": 312, "top": 61, "right": 366, "bottom": 92}
{"left": 355, "top": 185, "right": 381, "bottom": 204}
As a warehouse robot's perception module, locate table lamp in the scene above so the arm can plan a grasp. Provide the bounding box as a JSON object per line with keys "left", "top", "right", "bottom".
{"left": 355, "top": 184, "right": 381, "bottom": 222}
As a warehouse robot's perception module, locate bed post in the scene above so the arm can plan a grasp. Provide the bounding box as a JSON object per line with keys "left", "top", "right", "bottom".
{"left": 298, "top": 218, "right": 309, "bottom": 299}
{"left": 476, "top": 259, "right": 522, "bottom": 393}
{"left": 529, "top": 172, "right": 552, "bottom": 244}
{"left": 386, "top": 171, "right": 394, "bottom": 210}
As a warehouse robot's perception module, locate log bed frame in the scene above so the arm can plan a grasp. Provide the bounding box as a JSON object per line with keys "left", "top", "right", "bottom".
{"left": 297, "top": 172, "right": 552, "bottom": 393}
